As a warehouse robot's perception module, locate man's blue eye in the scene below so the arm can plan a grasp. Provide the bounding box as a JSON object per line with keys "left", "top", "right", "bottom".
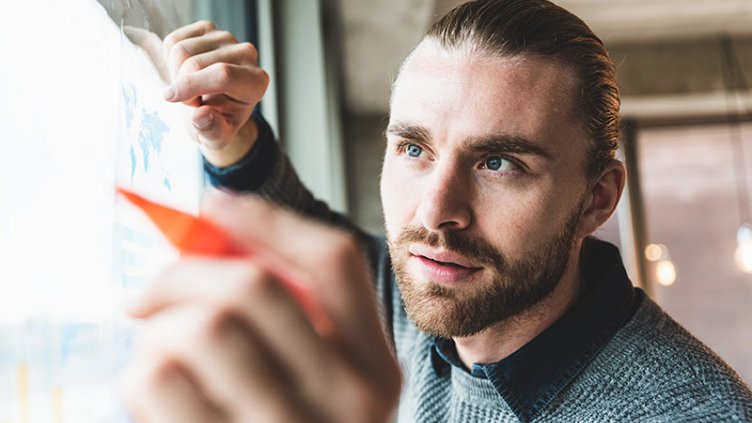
{"left": 406, "top": 144, "right": 423, "bottom": 157}
{"left": 485, "top": 156, "right": 512, "bottom": 171}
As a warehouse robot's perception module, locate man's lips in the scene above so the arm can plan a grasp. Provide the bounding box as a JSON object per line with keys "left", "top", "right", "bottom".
{"left": 408, "top": 244, "right": 482, "bottom": 283}
{"left": 408, "top": 245, "right": 480, "bottom": 268}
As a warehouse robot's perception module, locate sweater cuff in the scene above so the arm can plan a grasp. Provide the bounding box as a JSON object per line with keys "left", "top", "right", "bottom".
{"left": 203, "top": 109, "right": 278, "bottom": 192}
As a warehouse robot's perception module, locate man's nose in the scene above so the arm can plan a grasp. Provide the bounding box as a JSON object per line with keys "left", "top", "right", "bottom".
{"left": 416, "top": 165, "right": 472, "bottom": 232}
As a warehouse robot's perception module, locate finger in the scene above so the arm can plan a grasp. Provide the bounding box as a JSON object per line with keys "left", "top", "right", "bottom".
{"left": 177, "top": 42, "right": 259, "bottom": 81}
{"left": 130, "top": 259, "right": 337, "bottom": 405}
{"left": 192, "top": 94, "right": 254, "bottom": 143}
{"left": 165, "top": 63, "right": 268, "bottom": 105}
{"left": 163, "top": 20, "right": 216, "bottom": 67}
{"left": 166, "top": 30, "right": 239, "bottom": 83}
{"left": 190, "top": 104, "right": 234, "bottom": 148}
{"left": 137, "top": 304, "right": 311, "bottom": 422}
{"left": 201, "top": 195, "right": 392, "bottom": 379}
{"left": 123, "top": 26, "right": 170, "bottom": 83}
{"left": 122, "top": 358, "right": 226, "bottom": 423}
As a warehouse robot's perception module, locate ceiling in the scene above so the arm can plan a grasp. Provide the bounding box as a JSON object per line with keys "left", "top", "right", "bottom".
{"left": 338, "top": 0, "right": 752, "bottom": 117}
{"left": 551, "top": 0, "right": 752, "bottom": 42}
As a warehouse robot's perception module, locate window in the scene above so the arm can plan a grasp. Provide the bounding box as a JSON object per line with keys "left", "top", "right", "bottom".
{"left": 638, "top": 122, "right": 752, "bottom": 385}
{"left": 0, "top": 1, "right": 250, "bottom": 420}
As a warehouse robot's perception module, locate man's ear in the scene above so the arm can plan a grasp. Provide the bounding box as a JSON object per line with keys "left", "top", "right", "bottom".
{"left": 578, "top": 160, "right": 627, "bottom": 237}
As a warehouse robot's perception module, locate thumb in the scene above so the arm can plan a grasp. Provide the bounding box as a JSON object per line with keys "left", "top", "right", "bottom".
{"left": 191, "top": 106, "right": 231, "bottom": 148}
{"left": 195, "top": 110, "right": 258, "bottom": 168}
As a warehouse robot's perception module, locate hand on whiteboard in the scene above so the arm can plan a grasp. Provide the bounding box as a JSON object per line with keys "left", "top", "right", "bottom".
{"left": 163, "top": 21, "right": 269, "bottom": 167}
{"left": 126, "top": 21, "right": 269, "bottom": 168}
{"left": 122, "top": 194, "right": 401, "bottom": 423}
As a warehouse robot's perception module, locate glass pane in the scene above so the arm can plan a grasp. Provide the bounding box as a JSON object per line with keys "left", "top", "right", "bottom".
{"left": 0, "top": 1, "right": 207, "bottom": 421}
{"left": 639, "top": 122, "right": 752, "bottom": 385}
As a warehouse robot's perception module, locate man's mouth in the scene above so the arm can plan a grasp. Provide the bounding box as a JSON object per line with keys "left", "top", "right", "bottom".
{"left": 408, "top": 245, "right": 482, "bottom": 283}
{"left": 421, "top": 256, "right": 467, "bottom": 267}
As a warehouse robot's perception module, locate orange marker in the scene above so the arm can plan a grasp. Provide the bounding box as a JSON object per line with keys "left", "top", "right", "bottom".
{"left": 116, "top": 187, "right": 333, "bottom": 335}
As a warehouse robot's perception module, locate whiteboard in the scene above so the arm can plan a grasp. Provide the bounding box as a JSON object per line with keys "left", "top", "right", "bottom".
{"left": 0, "top": 1, "right": 203, "bottom": 421}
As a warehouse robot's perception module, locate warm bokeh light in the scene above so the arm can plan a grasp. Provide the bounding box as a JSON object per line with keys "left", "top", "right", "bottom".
{"left": 735, "top": 243, "right": 752, "bottom": 274}
{"left": 736, "top": 225, "right": 752, "bottom": 274}
{"left": 645, "top": 243, "right": 668, "bottom": 262}
{"left": 656, "top": 259, "right": 677, "bottom": 286}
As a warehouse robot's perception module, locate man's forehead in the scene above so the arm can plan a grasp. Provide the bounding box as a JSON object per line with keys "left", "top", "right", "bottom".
{"left": 392, "top": 40, "right": 582, "bottom": 120}
{"left": 388, "top": 41, "right": 588, "bottom": 162}
{"left": 400, "top": 40, "right": 579, "bottom": 85}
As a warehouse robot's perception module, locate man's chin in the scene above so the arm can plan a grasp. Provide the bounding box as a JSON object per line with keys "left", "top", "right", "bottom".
{"left": 401, "top": 290, "right": 492, "bottom": 338}
{"left": 407, "top": 308, "right": 491, "bottom": 338}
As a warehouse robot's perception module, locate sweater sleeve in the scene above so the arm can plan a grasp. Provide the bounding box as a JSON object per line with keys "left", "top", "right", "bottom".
{"left": 205, "top": 112, "right": 396, "bottom": 348}
{"left": 203, "top": 110, "right": 369, "bottom": 239}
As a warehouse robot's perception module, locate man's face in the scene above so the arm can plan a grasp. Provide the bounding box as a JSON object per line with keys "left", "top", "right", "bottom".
{"left": 380, "top": 41, "right": 592, "bottom": 338}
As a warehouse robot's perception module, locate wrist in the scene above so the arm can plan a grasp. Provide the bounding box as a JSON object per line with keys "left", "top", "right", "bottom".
{"left": 201, "top": 118, "right": 258, "bottom": 168}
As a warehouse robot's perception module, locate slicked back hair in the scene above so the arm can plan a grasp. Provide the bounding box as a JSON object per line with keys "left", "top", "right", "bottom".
{"left": 425, "top": 0, "right": 620, "bottom": 180}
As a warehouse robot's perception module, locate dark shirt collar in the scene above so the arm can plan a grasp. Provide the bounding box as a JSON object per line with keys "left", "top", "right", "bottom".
{"left": 430, "top": 238, "right": 640, "bottom": 423}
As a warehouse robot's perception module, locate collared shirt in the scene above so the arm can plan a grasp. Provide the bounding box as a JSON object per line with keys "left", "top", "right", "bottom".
{"left": 429, "top": 239, "right": 641, "bottom": 422}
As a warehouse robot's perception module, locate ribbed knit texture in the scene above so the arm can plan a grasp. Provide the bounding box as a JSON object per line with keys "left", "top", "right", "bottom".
{"left": 390, "top": 289, "right": 752, "bottom": 422}
{"left": 246, "top": 143, "right": 752, "bottom": 422}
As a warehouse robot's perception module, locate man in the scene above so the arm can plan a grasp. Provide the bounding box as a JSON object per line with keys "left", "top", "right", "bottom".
{"left": 123, "top": 1, "right": 752, "bottom": 421}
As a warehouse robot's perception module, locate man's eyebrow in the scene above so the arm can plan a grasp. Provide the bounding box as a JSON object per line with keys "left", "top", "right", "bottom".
{"left": 386, "top": 122, "right": 430, "bottom": 142}
{"left": 386, "top": 122, "right": 552, "bottom": 159}
{"left": 465, "top": 135, "right": 552, "bottom": 159}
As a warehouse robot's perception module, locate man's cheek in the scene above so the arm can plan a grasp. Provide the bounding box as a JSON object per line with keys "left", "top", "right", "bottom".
{"left": 381, "top": 165, "right": 414, "bottom": 227}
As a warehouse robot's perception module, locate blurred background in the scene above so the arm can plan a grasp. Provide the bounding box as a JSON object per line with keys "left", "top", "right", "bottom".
{"left": 1, "top": 0, "right": 751, "bottom": 420}
{"left": 330, "top": 0, "right": 752, "bottom": 385}
{"left": 325, "top": 0, "right": 752, "bottom": 386}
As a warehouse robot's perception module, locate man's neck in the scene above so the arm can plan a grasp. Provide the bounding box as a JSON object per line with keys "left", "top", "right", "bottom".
{"left": 453, "top": 251, "right": 584, "bottom": 368}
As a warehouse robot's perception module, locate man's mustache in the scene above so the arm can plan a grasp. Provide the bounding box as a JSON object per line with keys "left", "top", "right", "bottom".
{"left": 394, "top": 227, "right": 504, "bottom": 269}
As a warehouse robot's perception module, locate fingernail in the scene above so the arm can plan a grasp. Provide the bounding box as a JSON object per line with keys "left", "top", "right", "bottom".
{"left": 193, "top": 113, "right": 214, "bottom": 130}
{"left": 163, "top": 84, "right": 176, "bottom": 101}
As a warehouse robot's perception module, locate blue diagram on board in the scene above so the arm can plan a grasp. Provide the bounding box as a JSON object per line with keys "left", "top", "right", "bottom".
{"left": 121, "top": 83, "right": 173, "bottom": 191}
{"left": 138, "top": 110, "right": 168, "bottom": 173}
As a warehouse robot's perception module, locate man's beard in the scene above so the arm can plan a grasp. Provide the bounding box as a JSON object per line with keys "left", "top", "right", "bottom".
{"left": 387, "top": 203, "right": 583, "bottom": 338}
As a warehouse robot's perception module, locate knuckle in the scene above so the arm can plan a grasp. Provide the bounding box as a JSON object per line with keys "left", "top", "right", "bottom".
{"left": 258, "top": 69, "right": 270, "bottom": 89}
{"left": 214, "top": 62, "right": 234, "bottom": 84}
{"left": 192, "top": 307, "right": 234, "bottom": 343}
{"left": 171, "top": 42, "right": 192, "bottom": 63}
{"left": 146, "top": 359, "right": 177, "bottom": 387}
{"left": 239, "top": 42, "right": 258, "bottom": 61}
{"left": 237, "top": 265, "right": 277, "bottom": 300}
{"left": 216, "top": 30, "right": 235, "bottom": 42}
{"left": 198, "top": 20, "right": 216, "bottom": 31}
{"left": 183, "top": 56, "right": 204, "bottom": 73}
{"left": 163, "top": 32, "right": 178, "bottom": 49}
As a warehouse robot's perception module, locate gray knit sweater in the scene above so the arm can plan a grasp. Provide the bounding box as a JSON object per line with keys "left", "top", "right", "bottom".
{"left": 388, "top": 284, "right": 752, "bottom": 422}
{"left": 209, "top": 137, "right": 752, "bottom": 422}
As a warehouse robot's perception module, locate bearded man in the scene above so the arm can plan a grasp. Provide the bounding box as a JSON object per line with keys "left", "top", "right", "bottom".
{"left": 123, "top": 1, "right": 752, "bottom": 422}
